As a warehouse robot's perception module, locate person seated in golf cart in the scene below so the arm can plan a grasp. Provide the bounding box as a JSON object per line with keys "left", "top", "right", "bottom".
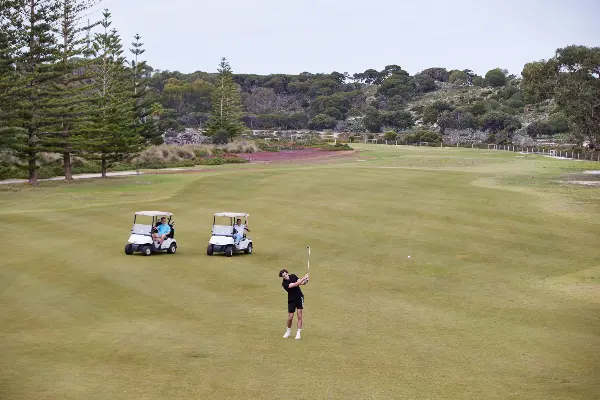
{"left": 233, "top": 218, "right": 250, "bottom": 245}
{"left": 152, "top": 216, "right": 171, "bottom": 245}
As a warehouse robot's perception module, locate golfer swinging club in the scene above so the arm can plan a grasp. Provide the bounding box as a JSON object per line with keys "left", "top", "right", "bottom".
{"left": 279, "top": 268, "right": 309, "bottom": 339}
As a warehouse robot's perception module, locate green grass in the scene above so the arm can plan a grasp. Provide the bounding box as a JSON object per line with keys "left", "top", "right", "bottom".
{"left": 1, "top": 144, "right": 599, "bottom": 399}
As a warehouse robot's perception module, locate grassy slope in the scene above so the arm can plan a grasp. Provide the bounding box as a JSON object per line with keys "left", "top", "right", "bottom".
{"left": 1, "top": 145, "right": 599, "bottom": 400}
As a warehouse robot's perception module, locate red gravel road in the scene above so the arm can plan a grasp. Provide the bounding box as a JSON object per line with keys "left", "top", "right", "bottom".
{"left": 236, "top": 148, "right": 355, "bottom": 163}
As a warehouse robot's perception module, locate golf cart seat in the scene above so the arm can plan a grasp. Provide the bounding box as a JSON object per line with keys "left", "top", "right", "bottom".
{"left": 167, "top": 224, "right": 175, "bottom": 239}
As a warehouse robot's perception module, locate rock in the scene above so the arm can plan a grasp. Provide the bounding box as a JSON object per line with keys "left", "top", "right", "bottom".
{"left": 162, "top": 128, "right": 210, "bottom": 145}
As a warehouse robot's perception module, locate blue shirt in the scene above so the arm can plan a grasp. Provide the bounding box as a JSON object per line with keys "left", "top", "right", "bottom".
{"left": 157, "top": 223, "right": 171, "bottom": 235}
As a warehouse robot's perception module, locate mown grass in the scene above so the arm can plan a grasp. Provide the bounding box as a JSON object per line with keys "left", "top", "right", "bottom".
{"left": 1, "top": 144, "right": 599, "bottom": 400}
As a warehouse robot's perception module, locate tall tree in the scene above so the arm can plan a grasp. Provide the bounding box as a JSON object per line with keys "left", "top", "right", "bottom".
{"left": 44, "top": 0, "right": 98, "bottom": 180}
{"left": 0, "top": 0, "right": 62, "bottom": 185}
{"left": 86, "top": 9, "right": 143, "bottom": 177}
{"left": 205, "top": 57, "right": 246, "bottom": 139}
{"left": 0, "top": 2, "right": 20, "bottom": 158}
{"left": 522, "top": 45, "right": 600, "bottom": 146}
{"left": 128, "top": 33, "right": 160, "bottom": 143}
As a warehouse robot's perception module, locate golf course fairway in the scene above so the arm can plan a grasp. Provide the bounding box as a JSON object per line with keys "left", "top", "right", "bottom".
{"left": 1, "top": 144, "right": 599, "bottom": 399}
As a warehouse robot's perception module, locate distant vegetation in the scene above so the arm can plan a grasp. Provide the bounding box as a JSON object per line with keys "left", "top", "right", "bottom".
{"left": 1, "top": 1, "right": 598, "bottom": 184}
{"left": 149, "top": 47, "right": 599, "bottom": 151}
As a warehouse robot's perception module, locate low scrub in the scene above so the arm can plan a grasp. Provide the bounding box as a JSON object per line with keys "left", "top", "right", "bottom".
{"left": 403, "top": 130, "right": 442, "bottom": 145}
{"left": 319, "top": 143, "right": 353, "bottom": 151}
{"left": 0, "top": 142, "right": 254, "bottom": 180}
{"left": 133, "top": 144, "right": 249, "bottom": 169}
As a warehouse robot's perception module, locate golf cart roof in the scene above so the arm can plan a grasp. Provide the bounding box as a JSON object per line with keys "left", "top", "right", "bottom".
{"left": 214, "top": 212, "right": 249, "bottom": 218}
{"left": 135, "top": 211, "right": 173, "bottom": 217}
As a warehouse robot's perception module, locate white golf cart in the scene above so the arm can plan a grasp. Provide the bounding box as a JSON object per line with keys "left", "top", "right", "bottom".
{"left": 124, "top": 211, "right": 177, "bottom": 256}
{"left": 207, "top": 212, "right": 253, "bottom": 257}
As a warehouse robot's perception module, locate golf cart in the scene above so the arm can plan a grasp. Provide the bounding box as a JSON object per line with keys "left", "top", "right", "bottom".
{"left": 207, "top": 212, "right": 252, "bottom": 257}
{"left": 124, "top": 211, "right": 177, "bottom": 256}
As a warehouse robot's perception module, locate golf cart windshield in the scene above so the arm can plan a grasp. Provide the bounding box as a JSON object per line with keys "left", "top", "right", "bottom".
{"left": 132, "top": 223, "right": 152, "bottom": 235}
{"left": 132, "top": 214, "right": 170, "bottom": 236}
{"left": 212, "top": 225, "right": 233, "bottom": 236}
{"left": 211, "top": 213, "right": 248, "bottom": 236}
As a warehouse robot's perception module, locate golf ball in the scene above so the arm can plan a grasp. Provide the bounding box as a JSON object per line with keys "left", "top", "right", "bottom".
{"left": 408, "top": 255, "right": 411, "bottom": 258}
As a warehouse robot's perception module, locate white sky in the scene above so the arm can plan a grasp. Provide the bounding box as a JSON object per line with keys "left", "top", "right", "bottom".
{"left": 92, "top": 0, "right": 600, "bottom": 77}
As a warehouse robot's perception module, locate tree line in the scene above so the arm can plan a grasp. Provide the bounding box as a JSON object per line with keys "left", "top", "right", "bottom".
{"left": 0, "top": 1, "right": 160, "bottom": 185}
{"left": 150, "top": 47, "right": 599, "bottom": 148}
{"left": 2, "top": 2, "right": 598, "bottom": 186}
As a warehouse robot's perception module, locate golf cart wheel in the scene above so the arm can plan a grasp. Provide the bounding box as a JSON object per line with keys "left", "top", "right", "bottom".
{"left": 141, "top": 245, "right": 152, "bottom": 256}
{"left": 167, "top": 242, "right": 177, "bottom": 254}
{"left": 207, "top": 244, "right": 214, "bottom": 255}
{"left": 124, "top": 244, "right": 133, "bottom": 255}
{"left": 244, "top": 243, "right": 252, "bottom": 254}
{"left": 225, "top": 245, "right": 233, "bottom": 257}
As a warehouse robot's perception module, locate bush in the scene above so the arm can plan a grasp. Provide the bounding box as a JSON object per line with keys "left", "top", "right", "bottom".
{"left": 485, "top": 68, "right": 507, "bottom": 87}
{"left": 256, "top": 141, "right": 280, "bottom": 152}
{"left": 527, "top": 121, "right": 553, "bottom": 138}
{"left": 222, "top": 141, "right": 258, "bottom": 154}
{"left": 320, "top": 143, "right": 352, "bottom": 151}
{"left": 548, "top": 112, "right": 569, "bottom": 133}
{"left": 197, "top": 156, "right": 248, "bottom": 165}
{"left": 383, "top": 131, "right": 397, "bottom": 141}
{"left": 212, "top": 130, "right": 229, "bottom": 145}
{"left": 150, "top": 136, "right": 164, "bottom": 145}
{"left": 404, "top": 130, "right": 441, "bottom": 145}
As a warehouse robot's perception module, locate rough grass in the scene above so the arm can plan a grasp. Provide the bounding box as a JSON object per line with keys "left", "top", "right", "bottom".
{"left": 1, "top": 145, "right": 599, "bottom": 400}
{"left": 134, "top": 141, "right": 258, "bottom": 166}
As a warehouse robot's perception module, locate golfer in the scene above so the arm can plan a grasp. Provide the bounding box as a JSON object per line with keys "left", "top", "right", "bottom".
{"left": 152, "top": 217, "right": 171, "bottom": 244}
{"left": 233, "top": 218, "right": 249, "bottom": 245}
{"left": 279, "top": 268, "right": 309, "bottom": 339}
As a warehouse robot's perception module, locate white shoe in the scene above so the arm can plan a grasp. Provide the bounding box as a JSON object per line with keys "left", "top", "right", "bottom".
{"left": 295, "top": 332, "right": 301, "bottom": 340}
{"left": 283, "top": 330, "right": 291, "bottom": 339}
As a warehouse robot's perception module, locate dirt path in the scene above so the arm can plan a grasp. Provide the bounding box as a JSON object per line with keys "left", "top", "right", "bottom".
{"left": 0, "top": 171, "right": 142, "bottom": 185}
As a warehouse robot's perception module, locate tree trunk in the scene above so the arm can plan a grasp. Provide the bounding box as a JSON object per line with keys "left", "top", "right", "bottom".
{"left": 64, "top": 152, "right": 72, "bottom": 180}
{"left": 28, "top": 150, "right": 37, "bottom": 185}
{"left": 101, "top": 157, "right": 106, "bottom": 178}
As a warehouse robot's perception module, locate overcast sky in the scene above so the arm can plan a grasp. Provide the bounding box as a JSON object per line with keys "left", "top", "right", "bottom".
{"left": 92, "top": 0, "right": 599, "bottom": 77}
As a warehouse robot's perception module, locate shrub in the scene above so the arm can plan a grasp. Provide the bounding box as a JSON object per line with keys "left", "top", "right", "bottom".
{"left": 320, "top": 143, "right": 352, "bottom": 151}
{"left": 527, "top": 121, "right": 553, "bottom": 138}
{"left": 548, "top": 112, "right": 569, "bottom": 133}
{"left": 256, "top": 141, "right": 280, "bottom": 152}
{"left": 404, "top": 130, "right": 441, "bottom": 145}
{"left": 212, "top": 130, "right": 229, "bottom": 145}
{"left": 222, "top": 141, "right": 258, "bottom": 154}
{"left": 485, "top": 68, "right": 507, "bottom": 87}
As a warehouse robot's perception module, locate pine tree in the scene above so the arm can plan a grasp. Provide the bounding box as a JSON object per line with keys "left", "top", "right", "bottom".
{"left": 128, "top": 33, "right": 160, "bottom": 144}
{"left": 0, "top": 0, "right": 62, "bottom": 185}
{"left": 0, "top": 2, "right": 21, "bottom": 160}
{"left": 205, "top": 57, "right": 246, "bottom": 140}
{"left": 43, "top": 0, "right": 99, "bottom": 180}
{"left": 86, "top": 9, "right": 143, "bottom": 177}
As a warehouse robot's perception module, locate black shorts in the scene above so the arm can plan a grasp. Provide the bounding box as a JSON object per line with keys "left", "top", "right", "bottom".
{"left": 288, "top": 296, "right": 304, "bottom": 313}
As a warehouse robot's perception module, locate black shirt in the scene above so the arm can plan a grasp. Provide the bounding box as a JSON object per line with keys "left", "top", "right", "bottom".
{"left": 282, "top": 274, "right": 303, "bottom": 301}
